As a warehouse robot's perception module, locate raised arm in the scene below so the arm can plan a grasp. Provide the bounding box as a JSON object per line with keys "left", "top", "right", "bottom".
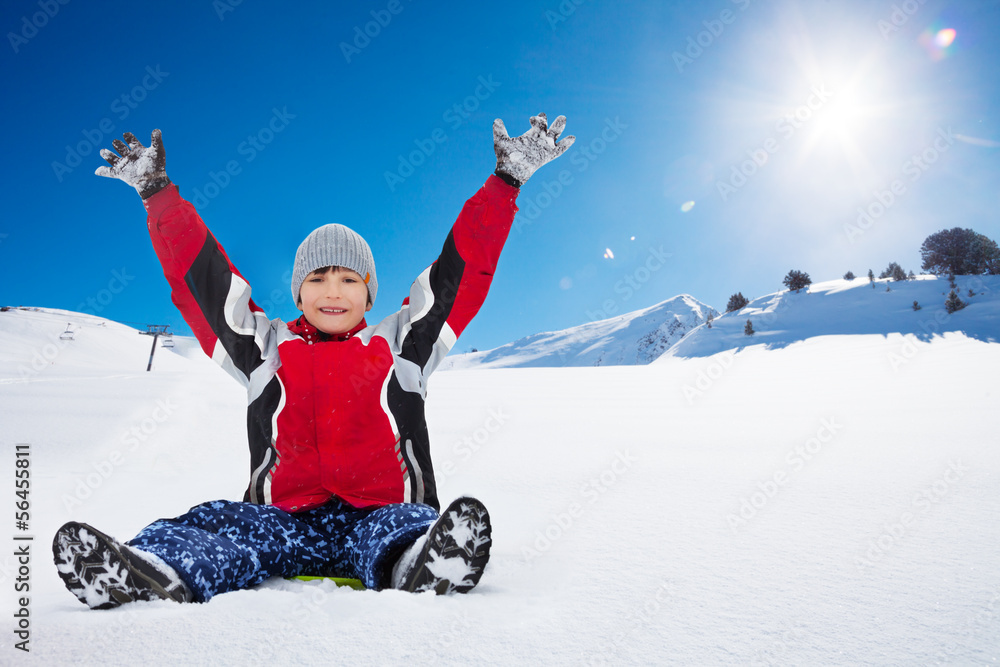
{"left": 96, "top": 130, "right": 277, "bottom": 389}
{"left": 387, "top": 112, "right": 575, "bottom": 375}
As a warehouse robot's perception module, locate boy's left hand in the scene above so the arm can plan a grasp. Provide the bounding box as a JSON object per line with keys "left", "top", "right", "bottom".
{"left": 493, "top": 112, "right": 575, "bottom": 188}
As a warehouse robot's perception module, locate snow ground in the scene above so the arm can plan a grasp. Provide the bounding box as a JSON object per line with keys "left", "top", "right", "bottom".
{"left": 0, "top": 305, "right": 998, "bottom": 665}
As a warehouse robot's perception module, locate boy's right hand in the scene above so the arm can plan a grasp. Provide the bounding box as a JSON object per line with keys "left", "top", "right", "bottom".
{"left": 95, "top": 129, "right": 171, "bottom": 200}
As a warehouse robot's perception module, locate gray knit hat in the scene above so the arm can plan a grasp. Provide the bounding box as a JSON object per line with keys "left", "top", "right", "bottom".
{"left": 291, "top": 224, "right": 377, "bottom": 306}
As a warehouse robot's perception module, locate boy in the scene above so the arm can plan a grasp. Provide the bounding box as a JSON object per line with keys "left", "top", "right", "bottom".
{"left": 52, "top": 113, "right": 574, "bottom": 608}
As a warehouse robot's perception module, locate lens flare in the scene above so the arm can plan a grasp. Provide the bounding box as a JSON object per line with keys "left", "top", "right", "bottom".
{"left": 603, "top": 248, "right": 615, "bottom": 260}
{"left": 935, "top": 28, "right": 956, "bottom": 47}
{"left": 919, "top": 27, "right": 957, "bottom": 61}
{"left": 680, "top": 200, "right": 696, "bottom": 212}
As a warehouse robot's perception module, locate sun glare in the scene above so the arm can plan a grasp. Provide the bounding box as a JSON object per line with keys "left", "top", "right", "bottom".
{"left": 919, "top": 26, "right": 957, "bottom": 60}
{"left": 936, "top": 28, "right": 956, "bottom": 47}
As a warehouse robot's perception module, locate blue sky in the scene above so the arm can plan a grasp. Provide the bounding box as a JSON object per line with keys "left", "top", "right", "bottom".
{"left": 2, "top": 0, "right": 999, "bottom": 352}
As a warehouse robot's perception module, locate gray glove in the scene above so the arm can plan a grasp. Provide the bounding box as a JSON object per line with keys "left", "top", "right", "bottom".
{"left": 95, "top": 129, "right": 171, "bottom": 200}
{"left": 493, "top": 112, "right": 575, "bottom": 188}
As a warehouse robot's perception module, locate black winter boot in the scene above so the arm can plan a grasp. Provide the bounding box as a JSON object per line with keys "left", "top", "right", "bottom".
{"left": 391, "top": 496, "right": 492, "bottom": 595}
{"left": 52, "top": 521, "right": 193, "bottom": 609}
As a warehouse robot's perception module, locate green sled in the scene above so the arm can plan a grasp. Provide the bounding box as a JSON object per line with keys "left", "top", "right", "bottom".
{"left": 290, "top": 576, "right": 367, "bottom": 590}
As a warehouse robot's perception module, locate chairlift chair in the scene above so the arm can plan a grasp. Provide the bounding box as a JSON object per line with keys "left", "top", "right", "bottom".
{"left": 59, "top": 323, "right": 75, "bottom": 341}
{"left": 161, "top": 334, "right": 175, "bottom": 348}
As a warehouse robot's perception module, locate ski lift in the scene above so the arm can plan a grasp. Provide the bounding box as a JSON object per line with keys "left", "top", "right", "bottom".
{"left": 59, "top": 323, "right": 75, "bottom": 341}
{"left": 161, "top": 334, "right": 175, "bottom": 348}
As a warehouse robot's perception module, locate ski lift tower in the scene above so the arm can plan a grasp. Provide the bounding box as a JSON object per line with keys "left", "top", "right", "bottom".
{"left": 138, "top": 324, "right": 171, "bottom": 372}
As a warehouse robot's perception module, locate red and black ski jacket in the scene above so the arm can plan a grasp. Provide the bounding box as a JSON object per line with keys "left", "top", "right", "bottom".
{"left": 143, "top": 176, "right": 519, "bottom": 513}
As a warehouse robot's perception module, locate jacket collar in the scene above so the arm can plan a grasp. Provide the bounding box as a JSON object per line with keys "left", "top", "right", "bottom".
{"left": 287, "top": 315, "right": 367, "bottom": 343}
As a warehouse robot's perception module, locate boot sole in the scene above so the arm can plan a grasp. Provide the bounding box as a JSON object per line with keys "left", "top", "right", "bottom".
{"left": 52, "top": 521, "right": 187, "bottom": 609}
{"left": 400, "top": 496, "right": 492, "bottom": 595}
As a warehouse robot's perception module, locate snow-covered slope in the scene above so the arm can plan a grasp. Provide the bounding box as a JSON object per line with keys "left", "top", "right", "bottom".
{"left": 664, "top": 274, "right": 999, "bottom": 359}
{"left": 1, "top": 305, "right": 998, "bottom": 665}
{"left": 441, "top": 295, "right": 715, "bottom": 370}
{"left": 445, "top": 275, "right": 998, "bottom": 370}
{"left": 0, "top": 307, "right": 208, "bottom": 377}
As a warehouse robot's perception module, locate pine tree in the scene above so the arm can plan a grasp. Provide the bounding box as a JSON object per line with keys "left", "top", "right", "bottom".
{"left": 844, "top": 270, "right": 856, "bottom": 280}
{"left": 706, "top": 311, "right": 714, "bottom": 329}
{"left": 726, "top": 292, "right": 749, "bottom": 313}
{"left": 868, "top": 269, "right": 875, "bottom": 288}
{"left": 783, "top": 269, "right": 812, "bottom": 292}
{"left": 879, "top": 262, "right": 907, "bottom": 281}
{"left": 945, "top": 290, "right": 967, "bottom": 314}
{"left": 744, "top": 319, "right": 755, "bottom": 336}
{"left": 920, "top": 227, "right": 1000, "bottom": 275}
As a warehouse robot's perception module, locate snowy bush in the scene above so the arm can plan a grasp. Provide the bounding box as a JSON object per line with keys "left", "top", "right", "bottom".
{"left": 726, "top": 293, "right": 749, "bottom": 313}
{"left": 879, "top": 262, "right": 907, "bottom": 282}
{"left": 844, "top": 271, "right": 856, "bottom": 280}
{"left": 783, "top": 270, "right": 811, "bottom": 292}
{"left": 945, "top": 290, "right": 967, "bottom": 314}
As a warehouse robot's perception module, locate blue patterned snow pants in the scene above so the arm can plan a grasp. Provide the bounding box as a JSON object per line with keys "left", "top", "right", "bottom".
{"left": 127, "top": 498, "right": 438, "bottom": 602}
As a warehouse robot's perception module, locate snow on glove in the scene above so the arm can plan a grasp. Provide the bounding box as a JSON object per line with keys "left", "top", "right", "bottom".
{"left": 493, "top": 112, "right": 575, "bottom": 188}
{"left": 95, "top": 129, "right": 171, "bottom": 200}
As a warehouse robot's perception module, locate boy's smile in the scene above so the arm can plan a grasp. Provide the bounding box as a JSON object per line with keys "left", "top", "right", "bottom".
{"left": 297, "top": 266, "right": 372, "bottom": 335}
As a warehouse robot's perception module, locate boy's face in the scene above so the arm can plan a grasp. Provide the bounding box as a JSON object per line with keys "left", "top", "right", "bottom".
{"left": 297, "top": 267, "right": 372, "bottom": 335}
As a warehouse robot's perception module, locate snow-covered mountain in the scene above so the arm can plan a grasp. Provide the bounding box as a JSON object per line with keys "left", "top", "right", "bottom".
{"left": 664, "top": 273, "right": 999, "bottom": 359}
{"left": 443, "top": 274, "right": 999, "bottom": 369}
{"left": 1, "top": 293, "right": 998, "bottom": 665}
{"left": 440, "top": 295, "right": 716, "bottom": 370}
